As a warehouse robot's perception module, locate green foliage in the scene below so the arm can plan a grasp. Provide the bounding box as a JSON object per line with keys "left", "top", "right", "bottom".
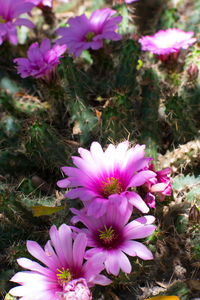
{"left": 24, "top": 120, "right": 70, "bottom": 173}
{"left": 0, "top": 115, "right": 21, "bottom": 149}
{"left": 0, "top": 91, "right": 14, "bottom": 112}
{"left": 172, "top": 175, "right": 200, "bottom": 191}
{"left": 139, "top": 68, "right": 161, "bottom": 160}
{"left": 165, "top": 94, "right": 198, "bottom": 144}
{"left": 0, "top": 151, "right": 34, "bottom": 176}
{"left": 60, "top": 56, "right": 99, "bottom": 144}
{"left": 187, "top": 186, "right": 200, "bottom": 202}
{"left": 162, "top": 281, "right": 190, "bottom": 300}
{"left": 114, "top": 39, "right": 140, "bottom": 90}
{"left": 158, "top": 8, "right": 179, "bottom": 29}
{"left": 13, "top": 94, "right": 48, "bottom": 117}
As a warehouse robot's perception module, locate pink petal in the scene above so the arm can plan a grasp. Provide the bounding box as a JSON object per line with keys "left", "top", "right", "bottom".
{"left": 57, "top": 224, "right": 73, "bottom": 266}
{"left": 118, "top": 251, "right": 132, "bottom": 273}
{"left": 105, "top": 251, "right": 120, "bottom": 276}
{"left": 26, "top": 241, "right": 56, "bottom": 270}
{"left": 124, "top": 224, "right": 156, "bottom": 240}
{"left": 83, "top": 253, "right": 106, "bottom": 284}
{"left": 14, "top": 18, "right": 34, "bottom": 28}
{"left": 126, "top": 241, "right": 153, "bottom": 260}
{"left": 126, "top": 191, "right": 149, "bottom": 213}
{"left": 57, "top": 178, "right": 70, "bottom": 188}
{"left": 73, "top": 233, "right": 87, "bottom": 269}
{"left": 151, "top": 182, "right": 168, "bottom": 193}
{"left": 128, "top": 170, "right": 156, "bottom": 187}
{"left": 49, "top": 225, "right": 66, "bottom": 266}
{"left": 17, "top": 258, "right": 52, "bottom": 276}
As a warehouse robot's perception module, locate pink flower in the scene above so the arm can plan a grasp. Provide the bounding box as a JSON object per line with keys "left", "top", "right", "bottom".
{"left": 0, "top": 0, "right": 34, "bottom": 45}
{"left": 143, "top": 164, "right": 172, "bottom": 208}
{"left": 71, "top": 203, "right": 156, "bottom": 276}
{"left": 56, "top": 8, "right": 122, "bottom": 57}
{"left": 14, "top": 38, "right": 66, "bottom": 80}
{"left": 57, "top": 141, "right": 156, "bottom": 217}
{"left": 139, "top": 29, "right": 196, "bottom": 62}
{"left": 9, "top": 224, "right": 111, "bottom": 299}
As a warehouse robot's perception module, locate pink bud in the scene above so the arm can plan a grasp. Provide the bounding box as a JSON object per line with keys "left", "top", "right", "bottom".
{"left": 60, "top": 278, "right": 92, "bottom": 300}
{"left": 187, "top": 63, "right": 199, "bottom": 80}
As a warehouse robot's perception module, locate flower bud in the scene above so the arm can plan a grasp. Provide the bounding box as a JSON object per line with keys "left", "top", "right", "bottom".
{"left": 61, "top": 278, "right": 92, "bottom": 300}
{"left": 187, "top": 63, "right": 199, "bottom": 80}
{"left": 189, "top": 205, "right": 200, "bottom": 223}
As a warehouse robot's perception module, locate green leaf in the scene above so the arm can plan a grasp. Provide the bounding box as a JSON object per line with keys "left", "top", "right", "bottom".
{"left": 31, "top": 205, "right": 64, "bottom": 217}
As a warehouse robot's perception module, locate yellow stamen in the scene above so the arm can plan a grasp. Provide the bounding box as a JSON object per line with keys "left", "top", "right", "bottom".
{"left": 85, "top": 32, "right": 95, "bottom": 42}
{"left": 102, "top": 177, "right": 123, "bottom": 197}
{"left": 98, "top": 225, "right": 115, "bottom": 243}
{"left": 0, "top": 16, "right": 5, "bottom": 24}
{"left": 56, "top": 267, "right": 72, "bottom": 285}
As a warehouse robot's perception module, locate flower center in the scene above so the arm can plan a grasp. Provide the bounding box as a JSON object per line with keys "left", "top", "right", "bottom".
{"left": 57, "top": 267, "right": 72, "bottom": 286}
{"left": 101, "top": 177, "right": 123, "bottom": 197}
{"left": 85, "top": 32, "right": 95, "bottom": 42}
{"left": 98, "top": 225, "right": 117, "bottom": 247}
{"left": 0, "top": 16, "right": 5, "bottom": 24}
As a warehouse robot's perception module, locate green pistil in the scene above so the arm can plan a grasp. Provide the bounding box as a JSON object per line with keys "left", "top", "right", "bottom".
{"left": 57, "top": 267, "right": 72, "bottom": 285}
{"left": 85, "top": 32, "right": 95, "bottom": 42}
{"left": 0, "top": 16, "right": 5, "bottom": 24}
{"left": 98, "top": 225, "right": 115, "bottom": 243}
{"left": 102, "top": 177, "right": 123, "bottom": 197}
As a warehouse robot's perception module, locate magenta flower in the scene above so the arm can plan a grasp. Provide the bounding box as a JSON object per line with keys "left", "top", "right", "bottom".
{"left": 139, "top": 29, "right": 196, "bottom": 62}
{"left": 9, "top": 224, "right": 111, "bottom": 299}
{"left": 0, "top": 0, "right": 34, "bottom": 45}
{"left": 57, "top": 141, "right": 156, "bottom": 217}
{"left": 14, "top": 38, "right": 66, "bottom": 80}
{"left": 56, "top": 8, "right": 122, "bottom": 57}
{"left": 143, "top": 164, "right": 172, "bottom": 208}
{"left": 71, "top": 203, "right": 156, "bottom": 276}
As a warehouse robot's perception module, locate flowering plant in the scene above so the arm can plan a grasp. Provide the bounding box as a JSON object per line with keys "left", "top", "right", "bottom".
{"left": 71, "top": 203, "right": 156, "bottom": 276}
{"left": 9, "top": 224, "right": 111, "bottom": 299}
{"left": 56, "top": 8, "right": 122, "bottom": 57}
{"left": 142, "top": 164, "right": 172, "bottom": 208}
{"left": 14, "top": 38, "right": 66, "bottom": 80}
{"left": 0, "top": 0, "right": 34, "bottom": 45}
{"left": 139, "top": 29, "right": 196, "bottom": 62}
{"left": 57, "top": 141, "right": 156, "bottom": 217}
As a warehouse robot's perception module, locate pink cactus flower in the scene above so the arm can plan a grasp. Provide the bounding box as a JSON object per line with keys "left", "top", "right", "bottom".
{"left": 0, "top": 0, "right": 34, "bottom": 45}
{"left": 139, "top": 29, "right": 196, "bottom": 62}
{"left": 71, "top": 203, "right": 156, "bottom": 276}
{"left": 56, "top": 8, "right": 122, "bottom": 57}
{"left": 143, "top": 164, "right": 172, "bottom": 208}
{"left": 9, "top": 224, "right": 111, "bottom": 299}
{"left": 14, "top": 38, "right": 66, "bottom": 80}
{"left": 57, "top": 141, "right": 156, "bottom": 218}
